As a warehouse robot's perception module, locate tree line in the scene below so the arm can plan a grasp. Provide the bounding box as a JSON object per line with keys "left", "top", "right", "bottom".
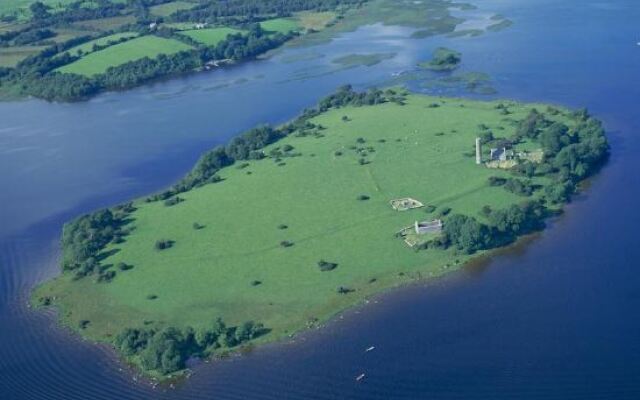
{"left": 114, "top": 318, "right": 268, "bottom": 374}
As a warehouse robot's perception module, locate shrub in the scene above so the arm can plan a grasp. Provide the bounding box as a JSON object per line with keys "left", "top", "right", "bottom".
{"left": 155, "top": 239, "right": 174, "bottom": 250}
{"left": 251, "top": 280, "right": 262, "bottom": 286}
{"left": 337, "top": 286, "right": 354, "bottom": 294}
{"left": 117, "top": 262, "right": 133, "bottom": 271}
{"left": 147, "top": 294, "right": 158, "bottom": 300}
{"left": 193, "top": 222, "right": 204, "bottom": 230}
{"left": 280, "top": 240, "right": 294, "bottom": 248}
{"left": 488, "top": 176, "right": 507, "bottom": 186}
{"left": 334, "top": 150, "right": 343, "bottom": 156}
{"left": 277, "top": 224, "right": 288, "bottom": 230}
{"left": 357, "top": 194, "right": 370, "bottom": 201}
{"left": 317, "top": 260, "right": 338, "bottom": 271}
{"left": 438, "top": 206, "right": 452, "bottom": 217}
{"left": 356, "top": 137, "right": 366, "bottom": 144}
{"left": 164, "top": 196, "right": 184, "bottom": 207}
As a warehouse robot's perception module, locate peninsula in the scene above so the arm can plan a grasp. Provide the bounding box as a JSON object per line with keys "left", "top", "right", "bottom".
{"left": 34, "top": 86, "right": 608, "bottom": 379}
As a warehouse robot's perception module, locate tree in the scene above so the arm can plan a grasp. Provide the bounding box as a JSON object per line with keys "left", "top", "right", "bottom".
{"left": 29, "top": 2, "right": 51, "bottom": 20}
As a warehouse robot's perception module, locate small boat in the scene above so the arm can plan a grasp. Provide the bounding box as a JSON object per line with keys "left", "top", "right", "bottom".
{"left": 356, "top": 373, "right": 366, "bottom": 381}
{"left": 365, "top": 346, "right": 375, "bottom": 352}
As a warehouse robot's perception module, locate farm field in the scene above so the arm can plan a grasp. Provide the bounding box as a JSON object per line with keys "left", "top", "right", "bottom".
{"left": 62, "top": 32, "right": 138, "bottom": 57}
{"left": 295, "top": 11, "right": 337, "bottom": 30}
{"left": 36, "top": 93, "right": 571, "bottom": 349}
{"left": 149, "top": 1, "right": 196, "bottom": 17}
{"left": 260, "top": 17, "right": 301, "bottom": 34}
{"left": 179, "top": 27, "right": 243, "bottom": 46}
{"left": 73, "top": 14, "right": 137, "bottom": 31}
{"left": 0, "top": 45, "right": 46, "bottom": 67}
{"left": 56, "top": 35, "right": 193, "bottom": 76}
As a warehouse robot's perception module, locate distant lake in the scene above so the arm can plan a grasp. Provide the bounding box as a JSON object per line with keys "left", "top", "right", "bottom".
{"left": 1, "top": 0, "right": 639, "bottom": 398}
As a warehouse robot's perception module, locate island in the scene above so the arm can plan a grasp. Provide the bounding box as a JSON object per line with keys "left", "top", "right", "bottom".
{"left": 419, "top": 47, "right": 462, "bottom": 71}
{"left": 33, "top": 86, "right": 608, "bottom": 380}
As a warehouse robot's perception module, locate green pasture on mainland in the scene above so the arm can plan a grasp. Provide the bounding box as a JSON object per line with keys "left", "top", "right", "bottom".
{"left": 62, "top": 32, "right": 138, "bottom": 57}
{"left": 56, "top": 35, "right": 193, "bottom": 76}
{"left": 179, "top": 27, "right": 244, "bottom": 46}
{"left": 149, "top": 1, "right": 196, "bottom": 17}
{"left": 259, "top": 18, "right": 301, "bottom": 34}
{"left": 37, "top": 93, "right": 568, "bottom": 343}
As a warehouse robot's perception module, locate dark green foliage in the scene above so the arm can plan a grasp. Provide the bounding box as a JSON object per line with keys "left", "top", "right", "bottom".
{"left": 117, "top": 262, "right": 134, "bottom": 271}
{"left": 280, "top": 240, "right": 294, "bottom": 248}
{"left": 192, "top": 222, "right": 204, "bottom": 230}
{"left": 251, "top": 280, "right": 262, "bottom": 286}
{"left": 164, "top": 196, "right": 184, "bottom": 207}
{"left": 503, "top": 178, "right": 536, "bottom": 197}
{"left": 422, "top": 47, "right": 461, "bottom": 71}
{"left": 62, "top": 205, "right": 134, "bottom": 280}
{"left": 488, "top": 201, "right": 545, "bottom": 242}
{"left": 173, "top": 0, "right": 363, "bottom": 23}
{"left": 147, "top": 294, "right": 158, "bottom": 300}
{"left": 277, "top": 224, "right": 288, "bottom": 230}
{"left": 357, "top": 194, "right": 370, "bottom": 201}
{"left": 488, "top": 176, "right": 507, "bottom": 186}
{"left": 438, "top": 206, "right": 452, "bottom": 217}
{"left": 337, "top": 286, "right": 354, "bottom": 294}
{"left": 443, "top": 214, "right": 489, "bottom": 254}
{"left": 154, "top": 239, "right": 174, "bottom": 250}
{"left": 514, "top": 108, "right": 548, "bottom": 139}
{"left": 317, "top": 260, "right": 338, "bottom": 271}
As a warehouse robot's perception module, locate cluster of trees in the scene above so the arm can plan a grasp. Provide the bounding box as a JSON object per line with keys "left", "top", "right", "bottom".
{"left": 503, "top": 177, "right": 536, "bottom": 197}
{"left": 62, "top": 203, "right": 135, "bottom": 280}
{"left": 114, "top": 318, "right": 268, "bottom": 374}
{"left": 440, "top": 200, "right": 547, "bottom": 254}
{"left": 173, "top": 0, "right": 364, "bottom": 24}
{"left": 423, "top": 47, "right": 461, "bottom": 71}
{"left": 511, "top": 108, "right": 608, "bottom": 204}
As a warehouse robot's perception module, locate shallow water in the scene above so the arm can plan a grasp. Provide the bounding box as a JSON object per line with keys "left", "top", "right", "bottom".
{"left": 1, "top": 0, "right": 640, "bottom": 398}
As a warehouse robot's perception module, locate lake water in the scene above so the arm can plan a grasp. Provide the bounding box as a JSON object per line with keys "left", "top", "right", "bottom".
{"left": 1, "top": 0, "right": 640, "bottom": 398}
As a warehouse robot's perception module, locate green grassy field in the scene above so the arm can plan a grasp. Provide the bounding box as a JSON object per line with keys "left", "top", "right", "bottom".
{"left": 73, "top": 14, "right": 136, "bottom": 32}
{"left": 295, "top": 11, "right": 336, "bottom": 31}
{"left": 36, "top": 93, "right": 570, "bottom": 348}
{"left": 61, "top": 32, "right": 138, "bottom": 57}
{"left": 56, "top": 35, "right": 193, "bottom": 76}
{"left": 0, "top": 45, "right": 46, "bottom": 67}
{"left": 178, "top": 27, "right": 243, "bottom": 46}
{"left": 149, "top": 1, "right": 195, "bottom": 17}
{"left": 260, "top": 18, "right": 301, "bottom": 34}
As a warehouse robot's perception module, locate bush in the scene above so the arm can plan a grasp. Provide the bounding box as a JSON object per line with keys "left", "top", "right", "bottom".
{"left": 277, "top": 224, "right": 288, "bottom": 230}
{"left": 117, "top": 262, "right": 134, "bottom": 271}
{"left": 164, "top": 196, "right": 184, "bottom": 207}
{"left": 317, "top": 260, "right": 338, "bottom": 271}
{"left": 280, "top": 240, "right": 294, "bottom": 248}
{"left": 155, "top": 239, "right": 174, "bottom": 250}
{"left": 357, "top": 194, "right": 370, "bottom": 201}
{"left": 488, "top": 176, "right": 507, "bottom": 186}
{"left": 337, "top": 286, "right": 354, "bottom": 294}
{"left": 193, "top": 222, "right": 204, "bottom": 230}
